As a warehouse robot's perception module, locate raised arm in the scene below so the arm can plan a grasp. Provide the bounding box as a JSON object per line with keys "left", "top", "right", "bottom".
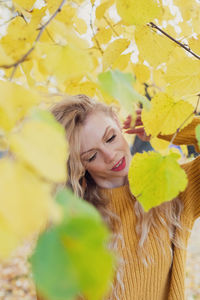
{"left": 123, "top": 111, "right": 200, "bottom": 152}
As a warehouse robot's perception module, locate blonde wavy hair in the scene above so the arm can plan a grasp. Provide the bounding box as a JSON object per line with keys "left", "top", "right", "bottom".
{"left": 50, "top": 94, "right": 188, "bottom": 299}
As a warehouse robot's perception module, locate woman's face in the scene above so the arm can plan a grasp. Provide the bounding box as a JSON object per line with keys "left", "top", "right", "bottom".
{"left": 79, "top": 111, "right": 132, "bottom": 189}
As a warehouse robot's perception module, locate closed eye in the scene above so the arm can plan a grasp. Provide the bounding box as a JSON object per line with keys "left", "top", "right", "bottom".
{"left": 88, "top": 153, "right": 97, "bottom": 162}
{"left": 106, "top": 134, "right": 116, "bottom": 143}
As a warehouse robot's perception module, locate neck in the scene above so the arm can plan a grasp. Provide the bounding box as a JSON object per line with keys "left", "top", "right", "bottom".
{"left": 95, "top": 175, "right": 128, "bottom": 189}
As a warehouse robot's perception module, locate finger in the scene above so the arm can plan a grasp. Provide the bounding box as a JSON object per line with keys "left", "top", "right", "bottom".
{"left": 135, "top": 120, "right": 143, "bottom": 126}
{"left": 124, "top": 127, "right": 145, "bottom": 134}
{"left": 123, "top": 124, "right": 131, "bottom": 129}
{"left": 123, "top": 117, "right": 132, "bottom": 128}
{"left": 123, "top": 121, "right": 131, "bottom": 129}
{"left": 123, "top": 115, "right": 142, "bottom": 128}
{"left": 123, "top": 118, "right": 131, "bottom": 125}
{"left": 135, "top": 115, "right": 143, "bottom": 126}
{"left": 136, "top": 109, "right": 142, "bottom": 115}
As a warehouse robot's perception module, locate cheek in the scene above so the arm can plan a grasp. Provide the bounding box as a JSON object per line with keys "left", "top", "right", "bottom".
{"left": 86, "top": 159, "right": 107, "bottom": 174}
{"left": 120, "top": 136, "right": 130, "bottom": 152}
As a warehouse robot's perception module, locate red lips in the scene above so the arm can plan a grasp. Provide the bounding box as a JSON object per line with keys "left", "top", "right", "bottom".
{"left": 111, "top": 157, "right": 126, "bottom": 171}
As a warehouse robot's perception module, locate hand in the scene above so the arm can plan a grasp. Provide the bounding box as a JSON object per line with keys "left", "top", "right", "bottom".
{"left": 123, "top": 109, "right": 151, "bottom": 142}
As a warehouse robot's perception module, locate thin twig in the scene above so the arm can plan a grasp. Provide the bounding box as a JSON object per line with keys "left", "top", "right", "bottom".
{"left": 0, "top": 16, "right": 16, "bottom": 27}
{"left": 0, "top": 0, "right": 66, "bottom": 75}
{"left": 45, "top": 28, "right": 56, "bottom": 43}
{"left": 103, "top": 16, "right": 119, "bottom": 37}
{"left": 90, "top": 4, "right": 103, "bottom": 55}
{"left": 169, "top": 94, "right": 200, "bottom": 146}
{"left": 148, "top": 22, "right": 200, "bottom": 60}
{"left": 9, "top": 65, "right": 17, "bottom": 81}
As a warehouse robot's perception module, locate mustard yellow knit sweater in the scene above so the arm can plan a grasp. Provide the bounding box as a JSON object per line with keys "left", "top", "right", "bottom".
{"left": 99, "top": 117, "right": 200, "bottom": 300}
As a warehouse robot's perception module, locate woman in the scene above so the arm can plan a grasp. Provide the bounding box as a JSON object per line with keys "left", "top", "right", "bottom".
{"left": 50, "top": 94, "right": 200, "bottom": 300}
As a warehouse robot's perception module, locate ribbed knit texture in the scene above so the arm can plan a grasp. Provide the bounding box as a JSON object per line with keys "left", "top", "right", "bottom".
{"left": 99, "top": 117, "right": 200, "bottom": 300}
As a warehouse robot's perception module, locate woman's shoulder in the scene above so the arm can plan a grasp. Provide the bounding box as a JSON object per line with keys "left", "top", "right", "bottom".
{"left": 180, "top": 155, "right": 200, "bottom": 220}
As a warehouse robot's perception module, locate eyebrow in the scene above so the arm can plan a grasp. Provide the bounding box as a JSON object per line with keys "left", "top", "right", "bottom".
{"left": 81, "top": 126, "right": 111, "bottom": 156}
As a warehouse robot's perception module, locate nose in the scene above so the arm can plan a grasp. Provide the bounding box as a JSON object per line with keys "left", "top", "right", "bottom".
{"left": 102, "top": 148, "right": 115, "bottom": 164}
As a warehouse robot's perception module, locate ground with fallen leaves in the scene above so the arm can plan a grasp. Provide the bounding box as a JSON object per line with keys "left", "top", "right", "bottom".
{"left": 0, "top": 219, "right": 200, "bottom": 300}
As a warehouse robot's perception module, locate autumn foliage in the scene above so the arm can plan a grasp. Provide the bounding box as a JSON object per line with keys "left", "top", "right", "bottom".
{"left": 1, "top": 0, "right": 200, "bottom": 299}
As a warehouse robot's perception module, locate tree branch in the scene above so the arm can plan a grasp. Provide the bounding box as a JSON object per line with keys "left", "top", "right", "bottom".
{"left": 148, "top": 22, "right": 200, "bottom": 60}
{"left": 90, "top": 4, "right": 104, "bottom": 55}
{"left": 0, "top": 16, "right": 17, "bottom": 27}
{"left": 169, "top": 94, "right": 200, "bottom": 147}
{"left": 0, "top": 0, "right": 66, "bottom": 79}
{"left": 103, "top": 16, "right": 119, "bottom": 37}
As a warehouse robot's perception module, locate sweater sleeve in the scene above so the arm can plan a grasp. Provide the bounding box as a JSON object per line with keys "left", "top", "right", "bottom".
{"left": 158, "top": 117, "right": 200, "bottom": 220}
{"left": 180, "top": 155, "right": 200, "bottom": 220}
{"left": 158, "top": 116, "right": 200, "bottom": 152}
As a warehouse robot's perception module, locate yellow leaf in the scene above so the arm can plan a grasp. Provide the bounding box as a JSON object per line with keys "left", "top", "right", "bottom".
{"left": 157, "top": 5, "right": 174, "bottom": 22}
{"left": 112, "top": 53, "right": 131, "bottom": 71}
{"left": 71, "top": 0, "right": 86, "bottom": 4}
{"left": 0, "top": 158, "right": 52, "bottom": 259}
{"left": 112, "top": 22, "right": 135, "bottom": 40}
{"left": 132, "top": 80, "right": 145, "bottom": 96}
{"left": 174, "top": 0, "right": 198, "bottom": 21}
{"left": 13, "top": 0, "right": 35, "bottom": 11}
{"left": 191, "top": 10, "right": 200, "bottom": 35}
{"left": 55, "top": 4, "right": 76, "bottom": 25}
{"left": 164, "top": 24, "right": 179, "bottom": 39}
{"left": 0, "top": 81, "right": 39, "bottom": 131}
{"left": 150, "top": 136, "right": 170, "bottom": 152}
{"left": 132, "top": 63, "right": 150, "bottom": 83}
{"left": 165, "top": 58, "right": 200, "bottom": 98}
{"left": 128, "top": 151, "right": 188, "bottom": 212}
{"left": 188, "top": 36, "right": 200, "bottom": 56}
{"left": 116, "top": 0, "right": 162, "bottom": 25}
{"left": 9, "top": 117, "right": 68, "bottom": 183}
{"left": 4, "top": 66, "right": 26, "bottom": 83}
{"left": 29, "top": 7, "right": 47, "bottom": 28}
{"left": 142, "top": 92, "right": 194, "bottom": 136}
{"left": 135, "top": 25, "right": 175, "bottom": 67}
{"left": 46, "top": 0, "right": 65, "bottom": 14}
{"left": 103, "top": 38, "right": 130, "bottom": 70}
{"left": 66, "top": 80, "right": 97, "bottom": 97}
{"left": 73, "top": 17, "right": 88, "bottom": 35}
{"left": 146, "top": 85, "right": 157, "bottom": 99}
{"left": 0, "top": 136, "right": 8, "bottom": 152}
{"left": 0, "top": 45, "right": 14, "bottom": 65}
{"left": 96, "top": 88, "right": 119, "bottom": 106}
{"left": 87, "top": 48, "right": 100, "bottom": 74}
{"left": 183, "top": 95, "right": 200, "bottom": 110}
{"left": 150, "top": 137, "right": 188, "bottom": 156}
{"left": 41, "top": 19, "right": 89, "bottom": 48}
{"left": 96, "top": 0, "right": 115, "bottom": 19}
{"left": 22, "top": 59, "right": 48, "bottom": 85}
{"left": 152, "top": 68, "right": 167, "bottom": 89}
{"left": 0, "top": 16, "right": 37, "bottom": 61}
{"left": 179, "top": 22, "right": 193, "bottom": 37}
{"left": 94, "top": 27, "right": 112, "bottom": 45}
{"left": 37, "top": 42, "right": 93, "bottom": 83}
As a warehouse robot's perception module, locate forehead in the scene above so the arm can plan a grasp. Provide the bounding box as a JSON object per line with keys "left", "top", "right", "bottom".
{"left": 79, "top": 111, "right": 117, "bottom": 152}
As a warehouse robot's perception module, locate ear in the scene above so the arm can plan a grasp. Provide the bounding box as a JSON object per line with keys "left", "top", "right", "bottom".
{"left": 112, "top": 112, "right": 122, "bottom": 131}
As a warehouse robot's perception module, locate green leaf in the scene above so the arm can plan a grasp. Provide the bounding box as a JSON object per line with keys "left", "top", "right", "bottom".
{"left": 28, "top": 108, "right": 65, "bottom": 134}
{"left": 98, "top": 70, "right": 150, "bottom": 113}
{"left": 128, "top": 151, "right": 188, "bottom": 212}
{"left": 30, "top": 227, "right": 78, "bottom": 300}
{"left": 30, "top": 189, "right": 115, "bottom": 300}
{"left": 56, "top": 188, "right": 102, "bottom": 221}
{"left": 195, "top": 124, "right": 200, "bottom": 147}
